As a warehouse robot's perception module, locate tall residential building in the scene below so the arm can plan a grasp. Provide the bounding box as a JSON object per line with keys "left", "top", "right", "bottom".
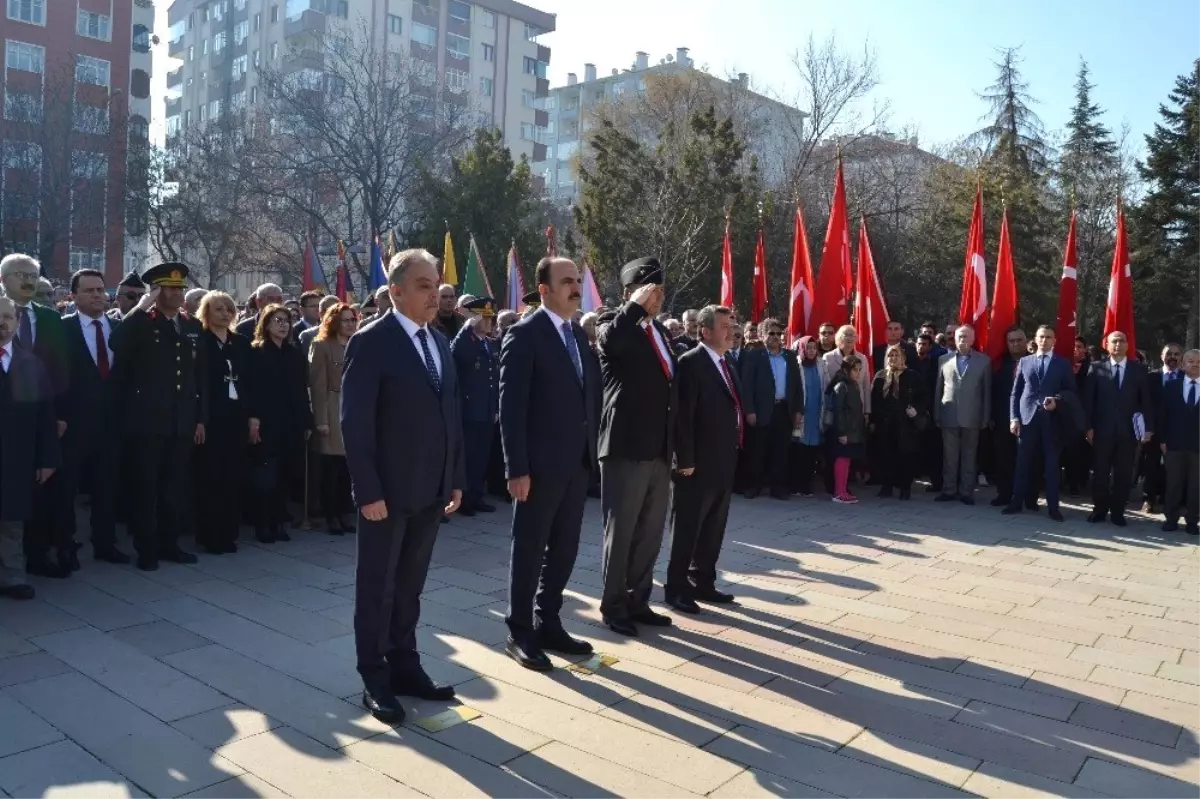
{"left": 534, "top": 48, "right": 808, "bottom": 204}
{"left": 1, "top": 0, "right": 155, "bottom": 284}
{"left": 165, "top": 0, "right": 553, "bottom": 162}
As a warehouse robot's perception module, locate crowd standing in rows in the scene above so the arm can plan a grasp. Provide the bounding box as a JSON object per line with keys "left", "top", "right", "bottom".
{"left": 0, "top": 251, "right": 1196, "bottom": 727}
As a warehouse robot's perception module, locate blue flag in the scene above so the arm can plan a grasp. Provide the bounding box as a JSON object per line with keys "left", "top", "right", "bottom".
{"left": 368, "top": 233, "right": 387, "bottom": 291}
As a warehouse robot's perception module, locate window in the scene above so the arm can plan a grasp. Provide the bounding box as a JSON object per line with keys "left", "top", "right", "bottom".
{"left": 72, "top": 151, "right": 108, "bottom": 180}
{"left": 612, "top": 82, "right": 626, "bottom": 96}
{"left": 130, "top": 69, "right": 150, "bottom": 98}
{"left": 445, "top": 33, "right": 469, "bottom": 59}
{"left": 213, "top": 32, "right": 227, "bottom": 52}
{"left": 77, "top": 10, "right": 111, "bottom": 40}
{"left": 332, "top": 0, "right": 348, "bottom": 18}
{"left": 234, "top": 20, "right": 249, "bottom": 44}
{"left": 186, "top": 76, "right": 193, "bottom": 89}
{"left": 523, "top": 57, "right": 545, "bottom": 77}
{"left": 188, "top": 45, "right": 194, "bottom": 61}
{"left": 202, "top": 38, "right": 208, "bottom": 55}
{"left": 5, "top": 41, "right": 44, "bottom": 73}
{"left": 211, "top": 0, "right": 227, "bottom": 21}
{"left": 479, "top": 76, "right": 492, "bottom": 97}
{"left": 326, "top": 75, "right": 345, "bottom": 96}
{"left": 168, "top": 19, "right": 186, "bottom": 43}
{"left": 270, "top": 4, "right": 278, "bottom": 22}
{"left": 199, "top": 104, "right": 207, "bottom": 122}
{"left": 521, "top": 89, "right": 536, "bottom": 107}
{"left": 445, "top": 67, "right": 468, "bottom": 94}
{"left": 542, "top": 94, "right": 556, "bottom": 109}
{"left": 386, "top": 14, "right": 402, "bottom": 34}
{"left": 524, "top": 23, "right": 541, "bottom": 40}
{"left": 6, "top": 0, "right": 44, "bottom": 25}
{"left": 234, "top": 0, "right": 246, "bottom": 9}
{"left": 166, "top": 115, "right": 181, "bottom": 136}
{"left": 520, "top": 123, "right": 544, "bottom": 143}
{"left": 253, "top": 49, "right": 260, "bottom": 67}
{"left": 480, "top": 8, "right": 494, "bottom": 27}
{"left": 70, "top": 248, "right": 107, "bottom": 271}
{"left": 75, "top": 55, "right": 111, "bottom": 88}
{"left": 183, "top": 109, "right": 191, "bottom": 126}
{"left": 129, "top": 115, "right": 149, "bottom": 140}
{"left": 231, "top": 90, "right": 246, "bottom": 112}
{"left": 270, "top": 42, "right": 278, "bottom": 60}
{"left": 254, "top": 12, "right": 261, "bottom": 31}
{"left": 232, "top": 54, "right": 248, "bottom": 79}
{"left": 132, "top": 24, "right": 151, "bottom": 52}
{"left": 250, "top": 86, "right": 258, "bottom": 104}
{"left": 209, "top": 99, "right": 222, "bottom": 120}
{"left": 480, "top": 42, "right": 493, "bottom": 61}
{"left": 4, "top": 89, "right": 41, "bottom": 121}
{"left": 411, "top": 22, "right": 436, "bottom": 48}
{"left": 73, "top": 104, "right": 109, "bottom": 134}
{"left": 448, "top": 0, "right": 470, "bottom": 22}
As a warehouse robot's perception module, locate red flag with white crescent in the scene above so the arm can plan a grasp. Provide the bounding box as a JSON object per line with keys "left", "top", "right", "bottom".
{"left": 1103, "top": 203, "right": 1136, "bottom": 358}
{"left": 1053, "top": 212, "right": 1079, "bottom": 359}
{"left": 787, "top": 203, "right": 815, "bottom": 344}
{"left": 958, "top": 184, "right": 989, "bottom": 352}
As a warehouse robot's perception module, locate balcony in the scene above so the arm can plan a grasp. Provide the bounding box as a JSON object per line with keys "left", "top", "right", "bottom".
{"left": 534, "top": 109, "right": 548, "bottom": 127}
{"left": 536, "top": 77, "right": 549, "bottom": 98}
{"left": 283, "top": 49, "right": 324, "bottom": 74}
{"left": 165, "top": 97, "right": 182, "bottom": 117}
{"left": 168, "top": 36, "right": 185, "bottom": 57}
{"left": 285, "top": 9, "right": 325, "bottom": 39}
{"left": 166, "top": 67, "right": 183, "bottom": 89}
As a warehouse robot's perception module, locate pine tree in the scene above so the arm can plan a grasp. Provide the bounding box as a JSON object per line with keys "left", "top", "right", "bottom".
{"left": 1129, "top": 60, "right": 1199, "bottom": 348}
{"left": 975, "top": 47, "right": 1051, "bottom": 175}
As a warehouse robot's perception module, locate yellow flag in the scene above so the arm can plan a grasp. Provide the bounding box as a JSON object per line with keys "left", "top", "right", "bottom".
{"left": 442, "top": 229, "right": 459, "bottom": 285}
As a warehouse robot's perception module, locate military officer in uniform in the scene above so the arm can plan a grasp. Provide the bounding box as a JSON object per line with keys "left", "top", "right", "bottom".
{"left": 520, "top": 290, "right": 542, "bottom": 320}
{"left": 451, "top": 297, "right": 500, "bottom": 516}
{"left": 111, "top": 262, "right": 207, "bottom": 571}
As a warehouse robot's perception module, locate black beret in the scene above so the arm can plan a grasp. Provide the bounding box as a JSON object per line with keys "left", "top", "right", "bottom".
{"left": 595, "top": 309, "right": 619, "bottom": 326}
{"left": 117, "top": 269, "right": 146, "bottom": 289}
{"left": 522, "top": 290, "right": 542, "bottom": 307}
{"left": 620, "top": 257, "right": 663, "bottom": 288}
{"left": 462, "top": 296, "right": 496, "bottom": 317}
{"left": 142, "top": 262, "right": 189, "bottom": 288}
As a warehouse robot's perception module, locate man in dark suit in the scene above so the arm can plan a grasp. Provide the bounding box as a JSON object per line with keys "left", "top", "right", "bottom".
{"left": 293, "top": 290, "right": 323, "bottom": 342}
{"left": 991, "top": 326, "right": 1035, "bottom": 509}
{"left": 596, "top": 257, "right": 677, "bottom": 636}
{"left": 234, "top": 283, "right": 284, "bottom": 338}
{"left": 0, "top": 254, "right": 71, "bottom": 578}
{"left": 738, "top": 317, "right": 802, "bottom": 500}
{"left": 499, "top": 257, "right": 601, "bottom": 670}
{"left": 59, "top": 269, "right": 129, "bottom": 565}
{"left": 871, "top": 320, "right": 917, "bottom": 375}
{"left": 912, "top": 333, "right": 943, "bottom": 492}
{"left": 1142, "top": 343, "right": 1183, "bottom": 513}
{"left": 666, "top": 305, "right": 742, "bottom": 614}
{"left": 1002, "top": 325, "right": 1076, "bottom": 522}
{"left": 342, "top": 248, "right": 465, "bottom": 723}
{"left": 1084, "top": 331, "right": 1154, "bottom": 527}
{"left": 109, "top": 270, "right": 146, "bottom": 320}
{"left": 111, "top": 263, "right": 207, "bottom": 571}
{"left": 1160, "top": 349, "right": 1199, "bottom": 535}
{"left": 451, "top": 297, "right": 500, "bottom": 516}
{"left": 0, "top": 297, "right": 60, "bottom": 600}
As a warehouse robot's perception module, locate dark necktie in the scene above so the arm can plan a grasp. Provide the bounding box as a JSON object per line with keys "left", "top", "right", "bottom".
{"left": 1114, "top": 363, "right": 1122, "bottom": 389}
{"left": 16, "top": 306, "right": 32, "bottom": 349}
{"left": 1037, "top": 355, "right": 1046, "bottom": 380}
{"left": 93, "top": 319, "right": 110, "bottom": 378}
{"left": 1189, "top": 380, "right": 1197, "bottom": 408}
{"left": 415, "top": 329, "right": 441, "bottom": 393}
{"left": 720, "top": 358, "right": 744, "bottom": 448}
{"left": 561, "top": 321, "right": 582, "bottom": 381}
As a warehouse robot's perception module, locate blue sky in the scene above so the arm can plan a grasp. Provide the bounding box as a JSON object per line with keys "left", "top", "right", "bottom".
{"left": 534, "top": 0, "right": 1199, "bottom": 154}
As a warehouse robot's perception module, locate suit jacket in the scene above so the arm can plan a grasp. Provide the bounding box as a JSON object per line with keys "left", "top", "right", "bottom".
{"left": 1158, "top": 376, "right": 1199, "bottom": 453}
{"left": 1010, "top": 352, "right": 1075, "bottom": 426}
{"left": 1147, "top": 368, "right": 1181, "bottom": 434}
{"left": 110, "top": 307, "right": 208, "bottom": 436}
{"left": 0, "top": 346, "right": 60, "bottom": 521}
{"left": 934, "top": 350, "right": 992, "bottom": 429}
{"left": 60, "top": 312, "right": 121, "bottom": 443}
{"left": 675, "top": 347, "right": 741, "bottom": 490}
{"left": 499, "top": 308, "right": 600, "bottom": 480}
{"left": 341, "top": 312, "right": 465, "bottom": 514}
{"left": 234, "top": 315, "right": 258, "bottom": 339}
{"left": 992, "top": 354, "right": 1023, "bottom": 428}
{"left": 451, "top": 324, "right": 499, "bottom": 425}
{"left": 21, "top": 302, "right": 71, "bottom": 423}
{"left": 738, "top": 347, "right": 802, "bottom": 425}
{"left": 1085, "top": 357, "right": 1154, "bottom": 441}
{"left": 596, "top": 301, "right": 678, "bottom": 462}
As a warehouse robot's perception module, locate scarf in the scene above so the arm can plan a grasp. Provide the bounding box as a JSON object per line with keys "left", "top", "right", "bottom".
{"left": 798, "top": 335, "right": 818, "bottom": 366}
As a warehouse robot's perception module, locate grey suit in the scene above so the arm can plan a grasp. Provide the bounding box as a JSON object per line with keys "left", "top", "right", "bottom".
{"left": 934, "top": 350, "right": 993, "bottom": 497}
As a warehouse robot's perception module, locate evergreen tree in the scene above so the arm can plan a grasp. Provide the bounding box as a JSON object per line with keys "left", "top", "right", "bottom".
{"left": 1129, "top": 60, "right": 1199, "bottom": 348}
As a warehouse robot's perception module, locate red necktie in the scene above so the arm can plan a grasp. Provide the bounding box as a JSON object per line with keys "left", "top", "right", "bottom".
{"left": 643, "top": 323, "right": 672, "bottom": 380}
{"left": 93, "top": 319, "right": 110, "bottom": 378}
{"left": 720, "top": 358, "right": 744, "bottom": 448}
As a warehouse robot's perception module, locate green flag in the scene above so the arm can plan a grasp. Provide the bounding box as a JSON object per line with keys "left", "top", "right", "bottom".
{"left": 462, "top": 235, "right": 494, "bottom": 298}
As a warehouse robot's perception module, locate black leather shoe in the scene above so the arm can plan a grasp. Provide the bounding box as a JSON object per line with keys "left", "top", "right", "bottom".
{"left": 0, "top": 584, "right": 35, "bottom": 600}
{"left": 160, "top": 548, "right": 198, "bottom": 565}
{"left": 990, "top": 496, "right": 1010, "bottom": 507}
{"left": 877, "top": 488, "right": 894, "bottom": 499}
{"left": 1048, "top": 509, "right": 1064, "bottom": 522}
{"left": 255, "top": 529, "right": 274, "bottom": 544}
{"left": 474, "top": 501, "right": 496, "bottom": 513}
{"left": 273, "top": 529, "right": 291, "bottom": 542}
{"left": 536, "top": 627, "right": 593, "bottom": 656}
{"left": 1001, "top": 505, "right": 1021, "bottom": 515}
{"left": 441, "top": 515, "right": 450, "bottom": 524}
{"left": 392, "top": 675, "right": 456, "bottom": 701}
{"left": 94, "top": 547, "right": 131, "bottom": 565}
{"left": 362, "top": 689, "right": 405, "bottom": 723}
{"left": 1025, "top": 499, "right": 1040, "bottom": 511}
{"left": 935, "top": 493, "right": 957, "bottom": 503}
{"left": 1162, "top": 520, "right": 1180, "bottom": 532}
{"left": 630, "top": 608, "right": 672, "bottom": 627}
{"left": 325, "top": 519, "right": 345, "bottom": 536}
{"left": 694, "top": 587, "right": 735, "bottom": 604}
{"left": 743, "top": 488, "right": 760, "bottom": 499}
{"left": 770, "top": 490, "right": 790, "bottom": 500}
{"left": 1187, "top": 524, "right": 1199, "bottom": 536}
{"left": 665, "top": 593, "right": 701, "bottom": 614}
{"left": 61, "top": 548, "right": 81, "bottom": 572}
{"left": 457, "top": 505, "right": 476, "bottom": 517}
{"left": 1087, "top": 511, "right": 1106, "bottom": 523}
{"left": 587, "top": 487, "right": 601, "bottom": 499}
{"left": 1111, "top": 515, "right": 1127, "bottom": 527}
{"left": 25, "top": 559, "right": 69, "bottom": 578}
{"left": 136, "top": 555, "right": 159, "bottom": 571}
{"left": 505, "top": 637, "right": 554, "bottom": 671}
{"left": 898, "top": 488, "right": 912, "bottom": 501}
{"left": 925, "top": 485, "right": 942, "bottom": 493}
{"left": 603, "top": 616, "right": 638, "bottom": 636}
{"left": 960, "top": 496, "right": 975, "bottom": 506}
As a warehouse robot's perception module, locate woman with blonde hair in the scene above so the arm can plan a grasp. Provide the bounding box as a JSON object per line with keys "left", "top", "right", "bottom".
{"left": 309, "top": 302, "right": 358, "bottom": 534}
{"left": 869, "top": 344, "right": 927, "bottom": 500}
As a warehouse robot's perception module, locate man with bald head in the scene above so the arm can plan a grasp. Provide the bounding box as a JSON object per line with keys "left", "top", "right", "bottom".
{"left": 431, "top": 283, "right": 463, "bottom": 339}
{"left": 933, "top": 325, "right": 991, "bottom": 505}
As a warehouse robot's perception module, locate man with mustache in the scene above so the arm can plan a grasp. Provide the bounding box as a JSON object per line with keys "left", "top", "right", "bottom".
{"left": 109, "top": 270, "right": 146, "bottom": 320}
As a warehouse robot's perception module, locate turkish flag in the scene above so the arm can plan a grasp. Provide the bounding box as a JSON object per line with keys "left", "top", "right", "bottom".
{"left": 1103, "top": 204, "right": 1136, "bottom": 358}
{"left": 720, "top": 216, "right": 734, "bottom": 308}
{"left": 812, "top": 157, "right": 852, "bottom": 331}
{"left": 787, "top": 203, "right": 815, "bottom": 344}
{"left": 986, "top": 209, "right": 1019, "bottom": 365}
{"left": 751, "top": 225, "right": 769, "bottom": 324}
{"left": 958, "top": 184, "right": 989, "bottom": 353}
{"left": 1053, "top": 212, "right": 1079, "bottom": 359}
{"left": 853, "top": 218, "right": 890, "bottom": 376}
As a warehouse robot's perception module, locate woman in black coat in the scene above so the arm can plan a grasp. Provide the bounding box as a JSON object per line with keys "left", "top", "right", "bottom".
{"left": 194, "top": 291, "right": 252, "bottom": 554}
{"left": 246, "top": 304, "right": 313, "bottom": 543}
{"left": 870, "top": 345, "right": 927, "bottom": 500}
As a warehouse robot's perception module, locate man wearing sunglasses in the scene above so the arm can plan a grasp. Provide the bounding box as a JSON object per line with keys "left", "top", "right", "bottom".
{"left": 109, "top": 270, "right": 147, "bottom": 321}
{"left": 738, "top": 318, "right": 802, "bottom": 500}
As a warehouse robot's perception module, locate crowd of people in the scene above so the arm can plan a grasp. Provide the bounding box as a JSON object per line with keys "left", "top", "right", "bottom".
{"left": 0, "top": 249, "right": 1196, "bottom": 724}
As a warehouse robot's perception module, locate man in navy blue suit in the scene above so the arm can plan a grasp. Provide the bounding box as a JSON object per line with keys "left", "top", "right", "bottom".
{"left": 342, "top": 248, "right": 465, "bottom": 724}
{"left": 1002, "top": 325, "right": 1076, "bottom": 522}
{"left": 499, "top": 257, "right": 601, "bottom": 671}
{"left": 1160, "top": 349, "right": 1199, "bottom": 535}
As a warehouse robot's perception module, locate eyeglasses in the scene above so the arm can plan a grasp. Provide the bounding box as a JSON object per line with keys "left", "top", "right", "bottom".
{"left": 123, "top": 292, "right": 142, "bottom": 302}
{"left": 270, "top": 316, "right": 291, "bottom": 326}
{"left": 8, "top": 271, "right": 39, "bottom": 281}
{"left": 766, "top": 331, "right": 782, "bottom": 337}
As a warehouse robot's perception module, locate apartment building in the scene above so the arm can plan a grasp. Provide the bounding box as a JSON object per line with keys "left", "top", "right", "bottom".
{"left": 1, "top": 0, "right": 155, "bottom": 284}
{"left": 165, "top": 0, "right": 553, "bottom": 162}
{"left": 535, "top": 48, "right": 808, "bottom": 204}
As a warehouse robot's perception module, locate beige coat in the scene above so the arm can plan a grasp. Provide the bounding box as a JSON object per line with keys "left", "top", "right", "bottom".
{"left": 308, "top": 337, "right": 346, "bottom": 456}
{"left": 823, "top": 347, "right": 872, "bottom": 413}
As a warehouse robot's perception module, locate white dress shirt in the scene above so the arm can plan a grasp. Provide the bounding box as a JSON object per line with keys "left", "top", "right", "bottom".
{"left": 1162, "top": 368, "right": 1177, "bottom": 385}
{"left": 1110, "top": 356, "right": 1127, "bottom": 388}
{"left": 0, "top": 343, "right": 11, "bottom": 373}
{"left": 641, "top": 317, "right": 674, "bottom": 377}
{"left": 393, "top": 309, "right": 442, "bottom": 378}
{"left": 77, "top": 311, "right": 115, "bottom": 369}
{"left": 700, "top": 343, "right": 734, "bottom": 392}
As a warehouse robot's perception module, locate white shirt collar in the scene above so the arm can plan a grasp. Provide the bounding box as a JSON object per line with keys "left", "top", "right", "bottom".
{"left": 700, "top": 342, "right": 725, "bottom": 367}
{"left": 1111, "top": 356, "right": 1127, "bottom": 367}
{"left": 392, "top": 309, "right": 430, "bottom": 339}
{"left": 77, "top": 310, "right": 109, "bottom": 327}
{"left": 542, "top": 306, "right": 568, "bottom": 331}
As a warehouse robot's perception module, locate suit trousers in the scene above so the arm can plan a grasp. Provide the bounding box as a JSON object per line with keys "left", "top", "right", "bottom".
{"left": 922, "top": 426, "right": 944, "bottom": 490}
{"left": 0, "top": 520, "right": 26, "bottom": 587}
{"left": 1164, "top": 451, "right": 1199, "bottom": 527}
{"left": 1014, "top": 415, "right": 1061, "bottom": 510}
{"left": 992, "top": 426, "right": 1019, "bottom": 504}
{"left": 666, "top": 476, "right": 732, "bottom": 595}
{"left": 505, "top": 462, "right": 589, "bottom": 640}
{"left": 127, "top": 434, "right": 193, "bottom": 557}
{"left": 941, "top": 426, "right": 980, "bottom": 496}
{"left": 56, "top": 425, "right": 120, "bottom": 552}
{"left": 1141, "top": 440, "right": 1166, "bottom": 504}
{"left": 1091, "top": 435, "right": 1138, "bottom": 517}
{"left": 354, "top": 499, "right": 442, "bottom": 692}
{"left": 462, "top": 421, "right": 494, "bottom": 506}
{"left": 744, "top": 403, "right": 792, "bottom": 493}
{"left": 195, "top": 432, "right": 245, "bottom": 551}
{"left": 599, "top": 456, "right": 670, "bottom": 620}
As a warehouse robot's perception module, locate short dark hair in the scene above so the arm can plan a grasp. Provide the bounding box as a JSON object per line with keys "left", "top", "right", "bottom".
{"left": 818, "top": 321, "right": 836, "bottom": 332}
{"left": 1036, "top": 324, "right": 1056, "bottom": 336}
{"left": 70, "top": 269, "right": 105, "bottom": 294}
{"left": 1005, "top": 325, "right": 1025, "bottom": 337}
{"left": 1075, "top": 335, "right": 1087, "bottom": 346}
{"left": 920, "top": 321, "right": 936, "bottom": 330}
{"left": 917, "top": 333, "right": 933, "bottom": 344}
{"left": 840, "top": 355, "right": 862, "bottom": 373}
{"left": 299, "top": 290, "right": 322, "bottom": 306}
{"left": 535, "top": 256, "right": 555, "bottom": 286}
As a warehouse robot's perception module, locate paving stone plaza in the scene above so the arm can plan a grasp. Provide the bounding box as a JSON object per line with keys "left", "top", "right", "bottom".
{"left": 0, "top": 494, "right": 1197, "bottom": 798}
